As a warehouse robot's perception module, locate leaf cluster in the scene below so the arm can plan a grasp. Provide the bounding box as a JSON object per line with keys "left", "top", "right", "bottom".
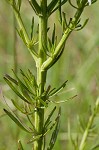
{"left": 3, "top": 69, "right": 68, "bottom": 148}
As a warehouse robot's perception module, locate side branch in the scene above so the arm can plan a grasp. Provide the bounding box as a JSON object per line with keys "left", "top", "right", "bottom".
{"left": 41, "top": 0, "right": 87, "bottom": 71}
{"left": 14, "top": 10, "right": 38, "bottom": 61}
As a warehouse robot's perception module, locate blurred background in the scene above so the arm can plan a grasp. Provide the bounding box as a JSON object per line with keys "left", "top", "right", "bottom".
{"left": 0, "top": 1, "right": 99, "bottom": 150}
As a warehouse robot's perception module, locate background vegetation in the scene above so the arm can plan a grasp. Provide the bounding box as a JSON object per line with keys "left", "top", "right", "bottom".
{"left": 0, "top": 1, "right": 99, "bottom": 150}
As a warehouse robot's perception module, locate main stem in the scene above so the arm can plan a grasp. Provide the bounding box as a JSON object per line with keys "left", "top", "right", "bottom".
{"left": 34, "top": 0, "right": 47, "bottom": 150}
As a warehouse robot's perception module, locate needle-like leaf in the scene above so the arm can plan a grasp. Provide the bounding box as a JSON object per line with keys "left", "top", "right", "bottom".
{"left": 4, "top": 109, "right": 33, "bottom": 133}
{"left": 44, "top": 106, "right": 56, "bottom": 128}
{"left": 4, "top": 76, "right": 30, "bottom": 104}
{"left": 49, "top": 80, "right": 68, "bottom": 97}
{"left": 47, "top": 107, "right": 61, "bottom": 150}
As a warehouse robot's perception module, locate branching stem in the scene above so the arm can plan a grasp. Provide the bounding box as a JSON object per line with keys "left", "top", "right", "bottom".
{"left": 34, "top": 0, "right": 47, "bottom": 149}
{"left": 41, "top": 0, "right": 87, "bottom": 71}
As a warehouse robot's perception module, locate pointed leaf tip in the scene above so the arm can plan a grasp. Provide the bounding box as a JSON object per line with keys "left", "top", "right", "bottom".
{"left": 3, "top": 109, "right": 33, "bottom": 133}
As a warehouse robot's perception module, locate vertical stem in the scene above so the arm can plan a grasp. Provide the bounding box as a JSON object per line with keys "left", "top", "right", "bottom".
{"left": 34, "top": 0, "right": 47, "bottom": 150}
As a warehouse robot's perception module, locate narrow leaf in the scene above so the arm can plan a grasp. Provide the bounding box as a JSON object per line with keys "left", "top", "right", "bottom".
{"left": 31, "top": 0, "right": 41, "bottom": 14}
{"left": 4, "top": 77, "right": 30, "bottom": 104}
{"left": 49, "top": 80, "right": 68, "bottom": 97}
{"left": 31, "top": 17, "right": 34, "bottom": 39}
{"left": 4, "top": 109, "right": 33, "bottom": 133}
{"left": 51, "top": 0, "right": 68, "bottom": 15}
{"left": 11, "top": 99, "right": 26, "bottom": 114}
{"left": 76, "top": 18, "right": 89, "bottom": 31}
{"left": 62, "top": 12, "right": 67, "bottom": 31}
{"left": 48, "top": 0, "right": 58, "bottom": 15}
{"left": 20, "top": 70, "right": 35, "bottom": 94}
{"left": 28, "top": 69, "right": 37, "bottom": 88}
{"left": 47, "top": 38, "right": 52, "bottom": 53}
{"left": 51, "top": 95, "right": 77, "bottom": 104}
{"left": 52, "top": 23, "right": 56, "bottom": 45}
{"left": 47, "top": 107, "right": 61, "bottom": 150}
{"left": 20, "top": 29, "right": 27, "bottom": 45}
{"left": 12, "top": 69, "right": 33, "bottom": 94}
{"left": 44, "top": 106, "right": 56, "bottom": 128}
{"left": 58, "top": 0, "right": 62, "bottom": 23}
{"left": 38, "top": 98, "right": 48, "bottom": 108}
{"left": 5, "top": 74, "right": 18, "bottom": 85}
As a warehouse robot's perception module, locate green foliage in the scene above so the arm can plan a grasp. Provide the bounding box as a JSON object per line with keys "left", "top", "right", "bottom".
{"left": 4, "top": 109, "right": 34, "bottom": 133}
{"left": 47, "top": 107, "right": 61, "bottom": 150}
{"left": 1, "top": 0, "right": 98, "bottom": 150}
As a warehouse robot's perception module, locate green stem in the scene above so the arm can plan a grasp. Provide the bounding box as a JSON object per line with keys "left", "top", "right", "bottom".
{"left": 33, "top": 0, "right": 47, "bottom": 149}
{"left": 79, "top": 97, "right": 99, "bottom": 150}
{"left": 41, "top": 0, "right": 87, "bottom": 71}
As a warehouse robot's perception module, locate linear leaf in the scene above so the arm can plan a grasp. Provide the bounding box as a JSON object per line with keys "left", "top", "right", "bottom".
{"left": 21, "top": 69, "right": 37, "bottom": 91}
{"left": 27, "top": 69, "right": 37, "bottom": 88}
{"left": 31, "top": 0, "right": 41, "bottom": 14}
{"left": 4, "top": 109, "right": 33, "bottom": 133}
{"left": 19, "top": 29, "right": 27, "bottom": 45}
{"left": 20, "top": 70, "right": 35, "bottom": 94}
{"left": 12, "top": 69, "right": 33, "bottom": 94}
{"left": 47, "top": 107, "right": 61, "bottom": 150}
{"left": 44, "top": 106, "right": 56, "bottom": 128}
{"left": 52, "top": 23, "right": 56, "bottom": 45}
{"left": 11, "top": 99, "right": 35, "bottom": 115}
{"left": 12, "top": 71, "right": 34, "bottom": 103}
{"left": 11, "top": 99, "right": 26, "bottom": 114}
{"left": 48, "top": 0, "right": 58, "bottom": 15}
{"left": 5, "top": 74, "right": 18, "bottom": 85}
{"left": 49, "top": 80, "right": 68, "bottom": 97}
{"left": 31, "top": 16, "right": 34, "bottom": 39}
{"left": 4, "top": 77, "right": 30, "bottom": 104}
{"left": 51, "top": 95, "right": 77, "bottom": 104}
{"left": 58, "top": 0, "right": 62, "bottom": 23}
{"left": 40, "top": 98, "right": 48, "bottom": 107}
{"left": 50, "top": 0, "right": 68, "bottom": 15}
{"left": 76, "top": 18, "right": 89, "bottom": 31}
